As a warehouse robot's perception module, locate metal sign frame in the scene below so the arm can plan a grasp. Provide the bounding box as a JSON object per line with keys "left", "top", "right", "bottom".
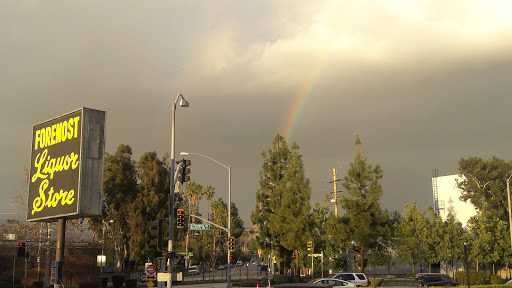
{"left": 27, "top": 107, "right": 106, "bottom": 222}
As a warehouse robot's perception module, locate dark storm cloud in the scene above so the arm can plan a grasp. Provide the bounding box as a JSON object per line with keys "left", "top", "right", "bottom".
{"left": 1, "top": 1, "right": 512, "bottom": 224}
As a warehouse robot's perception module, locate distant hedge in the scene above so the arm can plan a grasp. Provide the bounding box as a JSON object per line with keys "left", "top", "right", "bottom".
{"left": 455, "top": 271, "right": 485, "bottom": 285}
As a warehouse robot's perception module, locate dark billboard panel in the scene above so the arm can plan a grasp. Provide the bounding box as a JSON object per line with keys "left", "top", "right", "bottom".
{"left": 28, "top": 108, "right": 106, "bottom": 222}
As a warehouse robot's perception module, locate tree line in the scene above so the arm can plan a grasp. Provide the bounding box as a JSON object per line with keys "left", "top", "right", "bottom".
{"left": 251, "top": 133, "right": 512, "bottom": 278}
{"left": 86, "top": 144, "right": 246, "bottom": 272}
{"left": 7, "top": 133, "right": 512, "bottom": 278}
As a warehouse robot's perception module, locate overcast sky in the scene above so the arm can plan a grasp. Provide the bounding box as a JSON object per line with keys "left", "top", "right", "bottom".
{"left": 1, "top": 1, "right": 512, "bottom": 226}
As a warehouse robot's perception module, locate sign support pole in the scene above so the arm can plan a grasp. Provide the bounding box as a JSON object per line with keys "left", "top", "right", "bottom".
{"left": 55, "top": 219, "right": 66, "bottom": 288}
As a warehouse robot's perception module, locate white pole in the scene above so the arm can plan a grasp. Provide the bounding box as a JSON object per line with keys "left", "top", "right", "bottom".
{"left": 507, "top": 176, "right": 512, "bottom": 250}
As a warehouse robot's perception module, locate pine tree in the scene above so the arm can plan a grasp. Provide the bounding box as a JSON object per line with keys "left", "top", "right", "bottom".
{"left": 394, "top": 202, "right": 427, "bottom": 273}
{"left": 127, "top": 151, "right": 169, "bottom": 261}
{"left": 340, "top": 133, "right": 389, "bottom": 272}
{"left": 424, "top": 206, "right": 443, "bottom": 272}
{"left": 251, "top": 134, "right": 312, "bottom": 274}
{"left": 439, "top": 212, "right": 465, "bottom": 275}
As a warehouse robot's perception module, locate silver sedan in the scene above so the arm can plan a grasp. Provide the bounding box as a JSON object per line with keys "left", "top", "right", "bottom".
{"left": 310, "top": 278, "right": 357, "bottom": 287}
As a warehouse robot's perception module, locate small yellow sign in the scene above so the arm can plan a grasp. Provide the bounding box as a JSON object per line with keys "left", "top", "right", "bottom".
{"left": 147, "top": 281, "right": 154, "bottom": 288}
{"left": 145, "top": 275, "right": 157, "bottom": 281}
{"left": 258, "top": 249, "right": 262, "bottom": 255}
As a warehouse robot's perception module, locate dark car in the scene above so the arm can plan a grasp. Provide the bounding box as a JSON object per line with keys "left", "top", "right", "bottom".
{"left": 376, "top": 279, "right": 425, "bottom": 288}
{"left": 409, "top": 273, "right": 458, "bottom": 287}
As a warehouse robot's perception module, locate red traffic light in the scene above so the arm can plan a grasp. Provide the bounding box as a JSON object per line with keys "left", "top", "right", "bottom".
{"left": 228, "top": 237, "right": 235, "bottom": 251}
{"left": 178, "top": 210, "right": 184, "bottom": 215}
{"left": 18, "top": 242, "right": 25, "bottom": 246}
{"left": 229, "top": 256, "right": 233, "bottom": 261}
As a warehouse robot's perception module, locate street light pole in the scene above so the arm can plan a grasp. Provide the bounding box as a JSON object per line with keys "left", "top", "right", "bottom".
{"left": 180, "top": 152, "right": 231, "bottom": 288}
{"left": 507, "top": 173, "right": 512, "bottom": 250}
{"left": 168, "top": 94, "right": 189, "bottom": 288}
{"left": 228, "top": 164, "right": 231, "bottom": 288}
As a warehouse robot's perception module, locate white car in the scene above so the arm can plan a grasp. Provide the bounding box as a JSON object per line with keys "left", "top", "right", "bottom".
{"left": 187, "top": 266, "right": 200, "bottom": 275}
{"left": 311, "top": 278, "right": 357, "bottom": 287}
{"left": 332, "top": 273, "right": 371, "bottom": 287}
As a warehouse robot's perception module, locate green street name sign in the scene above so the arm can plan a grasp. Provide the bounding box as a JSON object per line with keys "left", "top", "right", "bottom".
{"left": 188, "top": 224, "right": 210, "bottom": 230}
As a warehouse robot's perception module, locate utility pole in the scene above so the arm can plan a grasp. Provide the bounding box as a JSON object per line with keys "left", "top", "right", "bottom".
{"left": 327, "top": 169, "right": 342, "bottom": 217}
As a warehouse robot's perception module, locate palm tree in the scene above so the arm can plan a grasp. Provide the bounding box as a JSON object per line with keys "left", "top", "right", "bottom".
{"left": 203, "top": 185, "right": 215, "bottom": 218}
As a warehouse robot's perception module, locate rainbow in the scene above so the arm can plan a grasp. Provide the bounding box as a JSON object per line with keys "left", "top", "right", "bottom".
{"left": 281, "top": 58, "right": 326, "bottom": 140}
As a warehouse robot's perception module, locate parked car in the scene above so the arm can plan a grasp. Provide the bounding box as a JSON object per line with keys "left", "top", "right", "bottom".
{"left": 505, "top": 279, "right": 512, "bottom": 285}
{"left": 310, "top": 278, "right": 357, "bottom": 287}
{"left": 408, "top": 273, "right": 458, "bottom": 287}
{"left": 217, "top": 265, "right": 227, "bottom": 270}
{"left": 187, "top": 266, "right": 200, "bottom": 275}
{"left": 376, "top": 279, "right": 425, "bottom": 288}
{"left": 236, "top": 260, "right": 243, "bottom": 266}
{"left": 275, "top": 284, "right": 332, "bottom": 288}
{"left": 332, "top": 273, "right": 371, "bottom": 287}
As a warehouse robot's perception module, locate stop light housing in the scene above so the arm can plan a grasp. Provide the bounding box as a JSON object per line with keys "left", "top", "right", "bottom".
{"left": 177, "top": 209, "right": 185, "bottom": 228}
{"left": 148, "top": 220, "right": 162, "bottom": 249}
{"left": 17, "top": 242, "right": 26, "bottom": 257}
{"left": 181, "top": 160, "right": 191, "bottom": 183}
{"left": 228, "top": 237, "right": 235, "bottom": 251}
{"left": 307, "top": 240, "right": 313, "bottom": 251}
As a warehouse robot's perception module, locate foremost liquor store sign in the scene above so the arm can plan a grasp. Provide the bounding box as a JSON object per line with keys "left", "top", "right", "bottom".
{"left": 28, "top": 108, "right": 106, "bottom": 222}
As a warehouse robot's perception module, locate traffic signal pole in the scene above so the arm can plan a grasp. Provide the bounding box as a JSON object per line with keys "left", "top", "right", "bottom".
{"left": 168, "top": 93, "right": 189, "bottom": 288}
{"left": 168, "top": 99, "right": 176, "bottom": 288}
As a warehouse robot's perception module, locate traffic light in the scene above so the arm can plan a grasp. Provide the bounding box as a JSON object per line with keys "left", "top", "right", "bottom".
{"left": 148, "top": 220, "right": 162, "bottom": 249}
{"left": 17, "top": 242, "right": 26, "bottom": 257}
{"left": 177, "top": 209, "right": 185, "bottom": 228}
{"left": 180, "top": 159, "right": 191, "bottom": 183}
{"left": 229, "top": 256, "right": 233, "bottom": 261}
{"left": 228, "top": 237, "right": 235, "bottom": 251}
{"left": 307, "top": 240, "right": 313, "bottom": 251}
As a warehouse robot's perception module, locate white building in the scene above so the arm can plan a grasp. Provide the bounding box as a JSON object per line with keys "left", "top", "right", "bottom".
{"left": 432, "top": 174, "right": 477, "bottom": 227}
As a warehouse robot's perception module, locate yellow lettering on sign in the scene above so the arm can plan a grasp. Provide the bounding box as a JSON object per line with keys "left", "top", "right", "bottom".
{"left": 31, "top": 179, "right": 75, "bottom": 215}
{"left": 33, "top": 116, "right": 81, "bottom": 150}
{"left": 32, "top": 149, "right": 79, "bottom": 181}
{"left": 35, "top": 130, "right": 41, "bottom": 150}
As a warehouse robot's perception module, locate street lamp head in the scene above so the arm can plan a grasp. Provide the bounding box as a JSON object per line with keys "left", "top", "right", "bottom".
{"left": 180, "top": 152, "right": 190, "bottom": 156}
{"left": 179, "top": 98, "right": 189, "bottom": 107}
{"left": 175, "top": 93, "right": 190, "bottom": 107}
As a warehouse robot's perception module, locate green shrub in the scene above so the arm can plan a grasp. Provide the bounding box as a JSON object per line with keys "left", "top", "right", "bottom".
{"left": 32, "top": 281, "right": 44, "bottom": 288}
{"left": 125, "top": 279, "right": 137, "bottom": 288}
{"left": 79, "top": 281, "right": 99, "bottom": 288}
{"left": 273, "top": 274, "right": 292, "bottom": 284}
{"left": 111, "top": 274, "right": 125, "bottom": 288}
{"left": 490, "top": 275, "right": 503, "bottom": 285}
{"left": 455, "top": 271, "right": 485, "bottom": 285}
{"left": 231, "top": 282, "right": 241, "bottom": 287}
